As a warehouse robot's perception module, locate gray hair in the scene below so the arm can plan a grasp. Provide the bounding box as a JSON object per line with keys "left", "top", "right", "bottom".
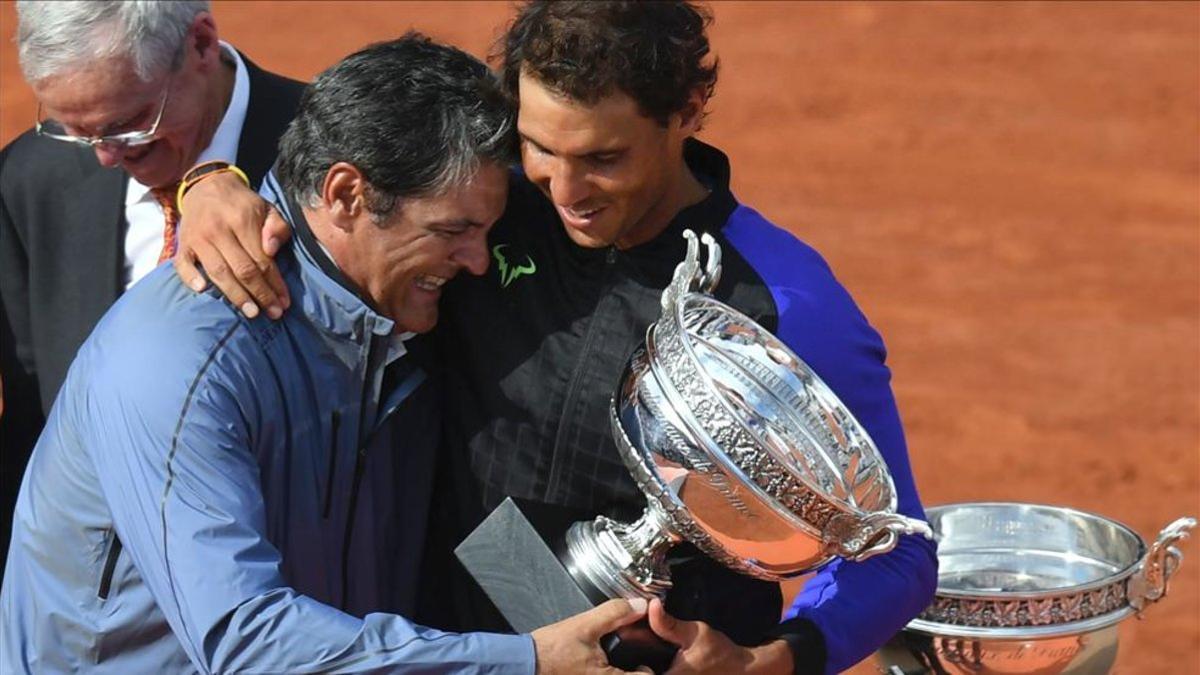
{"left": 16, "top": 0, "right": 209, "bottom": 83}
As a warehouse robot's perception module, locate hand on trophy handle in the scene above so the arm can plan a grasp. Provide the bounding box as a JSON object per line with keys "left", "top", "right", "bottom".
{"left": 645, "top": 599, "right": 794, "bottom": 675}
{"left": 531, "top": 598, "right": 650, "bottom": 675}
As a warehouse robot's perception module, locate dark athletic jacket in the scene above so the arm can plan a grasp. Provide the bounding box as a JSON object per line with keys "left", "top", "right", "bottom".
{"left": 422, "top": 140, "right": 937, "bottom": 674}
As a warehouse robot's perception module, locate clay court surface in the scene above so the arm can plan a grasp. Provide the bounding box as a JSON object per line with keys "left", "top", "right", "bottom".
{"left": 1, "top": 1, "right": 1197, "bottom": 672}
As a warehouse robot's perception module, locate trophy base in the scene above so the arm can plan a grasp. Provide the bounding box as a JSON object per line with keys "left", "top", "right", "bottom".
{"left": 456, "top": 498, "right": 677, "bottom": 673}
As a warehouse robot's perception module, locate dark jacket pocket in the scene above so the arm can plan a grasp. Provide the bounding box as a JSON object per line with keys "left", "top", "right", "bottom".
{"left": 322, "top": 410, "right": 341, "bottom": 519}
{"left": 98, "top": 530, "right": 122, "bottom": 600}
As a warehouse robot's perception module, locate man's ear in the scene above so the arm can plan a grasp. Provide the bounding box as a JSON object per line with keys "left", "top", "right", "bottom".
{"left": 675, "top": 87, "right": 708, "bottom": 137}
{"left": 187, "top": 12, "right": 222, "bottom": 70}
{"left": 321, "top": 162, "right": 368, "bottom": 232}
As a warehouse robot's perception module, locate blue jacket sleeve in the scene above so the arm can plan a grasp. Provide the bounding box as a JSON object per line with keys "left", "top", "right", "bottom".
{"left": 724, "top": 208, "right": 938, "bottom": 674}
{"left": 84, "top": 327, "right": 534, "bottom": 674}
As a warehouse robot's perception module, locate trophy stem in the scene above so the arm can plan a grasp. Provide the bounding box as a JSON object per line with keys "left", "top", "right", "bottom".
{"left": 563, "top": 501, "right": 682, "bottom": 600}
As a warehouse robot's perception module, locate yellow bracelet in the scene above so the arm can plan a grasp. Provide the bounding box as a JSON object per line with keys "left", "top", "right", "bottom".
{"left": 176, "top": 161, "right": 250, "bottom": 217}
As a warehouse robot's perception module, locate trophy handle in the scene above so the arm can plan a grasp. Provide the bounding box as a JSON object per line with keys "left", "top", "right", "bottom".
{"left": 1128, "top": 516, "right": 1196, "bottom": 615}
{"left": 661, "top": 230, "right": 722, "bottom": 314}
{"left": 824, "top": 512, "right": 935, "bottom": 563}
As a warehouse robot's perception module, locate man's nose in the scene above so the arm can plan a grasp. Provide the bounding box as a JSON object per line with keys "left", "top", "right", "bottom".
{"left": 92, "top": 143, "right": 128, "bottom": 168}
{"left": 455, "top": 235, "right": 490, "bottom": 276}
{"left": 547, "top": 160, "right": 590, "bottom": 208}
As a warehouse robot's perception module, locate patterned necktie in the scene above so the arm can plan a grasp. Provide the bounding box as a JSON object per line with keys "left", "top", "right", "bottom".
{"left": 151, "top": 183, "right": 181, "bottom": 264}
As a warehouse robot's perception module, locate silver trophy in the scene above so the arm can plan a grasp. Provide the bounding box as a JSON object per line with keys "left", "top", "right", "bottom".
{"left": 556, "top": 229, "right": 931, "bottom": 593}
{"left": 458, "top": 230, "right": 932, "bottom": 670}
{"left": 561, "top": 229, "right": 932, "bottom": 596}
{"left": 876, "top": 502, "right": 1195, "bottom": 675}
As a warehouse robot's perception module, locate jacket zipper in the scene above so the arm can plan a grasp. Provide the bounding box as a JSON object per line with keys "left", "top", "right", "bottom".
{"left": 341, "top": 412, "right": 395, "bottom": 603}
{"left": 97, "top": 531, "right": 123, "bottom": 600}
{"left": 340, "top": 443, "right": 368, "bottom": 604}
{"left": 340, "top": 329, "right": 391, "bottom": 605}
{"left": 322, "top": 410, "right": 342, "bottom": 519}
{"left": 545, "top": 246, "right": 620, "bottom": 500}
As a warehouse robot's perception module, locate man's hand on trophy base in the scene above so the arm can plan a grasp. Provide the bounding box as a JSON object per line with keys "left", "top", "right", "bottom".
{"left": 532, "top": 598, "right": 649, "bottom": 675}
{"left": 646, "top": 599, "right": 795, "bottom": 675}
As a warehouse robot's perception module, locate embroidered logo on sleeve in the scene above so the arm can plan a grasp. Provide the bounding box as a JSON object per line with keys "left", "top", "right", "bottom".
{"left": 492, "top": 244, "right": 537, "bottom": 288}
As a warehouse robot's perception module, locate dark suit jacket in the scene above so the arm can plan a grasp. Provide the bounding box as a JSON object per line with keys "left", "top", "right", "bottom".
{"left": 0, "top": 54, "right": 304, "bottom": 572}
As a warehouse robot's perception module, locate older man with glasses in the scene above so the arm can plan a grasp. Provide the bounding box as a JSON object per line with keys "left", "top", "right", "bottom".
{"left": 0, "top": 0, "right": 303, "bottom": 575}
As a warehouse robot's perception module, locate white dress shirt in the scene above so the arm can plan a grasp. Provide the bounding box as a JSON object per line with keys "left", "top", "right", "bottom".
{"left": 123, "top": 42, "right": 250, "bottom": 289}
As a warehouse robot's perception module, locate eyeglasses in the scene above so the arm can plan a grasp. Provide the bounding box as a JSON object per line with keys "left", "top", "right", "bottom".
{"left": 35, "top": 77, "right": 172, "bottom": 149}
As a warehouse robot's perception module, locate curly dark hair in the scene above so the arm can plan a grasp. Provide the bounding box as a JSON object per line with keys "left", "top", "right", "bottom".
{"left": 497, "top": 1, "right": 719, "bottom": 127}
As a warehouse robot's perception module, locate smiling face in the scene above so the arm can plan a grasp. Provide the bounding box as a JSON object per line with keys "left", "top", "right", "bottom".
{"left": 517, "top": 71, "right": 704, "bottom": 250}
{"left": 340, "top": 162, "right": 508, "bottom": 334}
{"left": 29, "top": 13, "right": 229, "bottom": 188}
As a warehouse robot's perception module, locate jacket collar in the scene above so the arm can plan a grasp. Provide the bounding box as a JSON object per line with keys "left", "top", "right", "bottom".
{"left": 266, "top": 172, "right": 395, "bottom": 344}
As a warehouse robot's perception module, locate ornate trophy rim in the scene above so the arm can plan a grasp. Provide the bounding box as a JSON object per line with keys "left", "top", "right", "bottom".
{"left": 656, "top": 290, "right": 901, "bottom": 526}
{"left": 909, "top": 501, "right": 1196, "bottom": 638}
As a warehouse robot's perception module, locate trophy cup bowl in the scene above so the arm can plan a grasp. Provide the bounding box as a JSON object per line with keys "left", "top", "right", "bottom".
{"left": 875, "top": 502, "right": 1196, "bottom": 675}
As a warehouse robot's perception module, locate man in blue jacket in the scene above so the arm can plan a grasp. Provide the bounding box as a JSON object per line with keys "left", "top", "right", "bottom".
{"left": 0, "top": 34, "right": 645, "bottom": 674}
{"left": 177, "top": 3, "right": 939, "bottom": 673}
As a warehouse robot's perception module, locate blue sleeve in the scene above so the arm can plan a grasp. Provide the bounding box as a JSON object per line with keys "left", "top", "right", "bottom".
{"left": 724, "top": 207, "right": 938, "bottom": 674}
{"left": 85, "top": 326, "right": 534, "bottom": 674}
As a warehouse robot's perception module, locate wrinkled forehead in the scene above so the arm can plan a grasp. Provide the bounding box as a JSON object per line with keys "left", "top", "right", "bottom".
{"left": 445, "top": 161, "right": 511, "bottom": 210}
{"left": 32, "top": 56, "right": 162, "bottom": 126}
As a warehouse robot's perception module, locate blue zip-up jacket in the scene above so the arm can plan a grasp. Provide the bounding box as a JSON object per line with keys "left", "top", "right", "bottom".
{"left": 0, "top": 196, "right": 534, "bottom": 674}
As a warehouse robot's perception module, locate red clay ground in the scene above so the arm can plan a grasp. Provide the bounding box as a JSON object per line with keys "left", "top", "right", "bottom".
{"left": 1, "top": 2, "right": 1196, "bottom": 673}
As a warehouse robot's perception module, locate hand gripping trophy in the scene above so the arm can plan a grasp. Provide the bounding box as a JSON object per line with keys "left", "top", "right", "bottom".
{"left": 457, "top": 230, "right": 934, "bottom": 670}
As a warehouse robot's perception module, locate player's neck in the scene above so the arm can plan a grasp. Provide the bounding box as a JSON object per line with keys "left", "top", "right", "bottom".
{"left": 615, "top": 160, "right": 710, "bottom": 250}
